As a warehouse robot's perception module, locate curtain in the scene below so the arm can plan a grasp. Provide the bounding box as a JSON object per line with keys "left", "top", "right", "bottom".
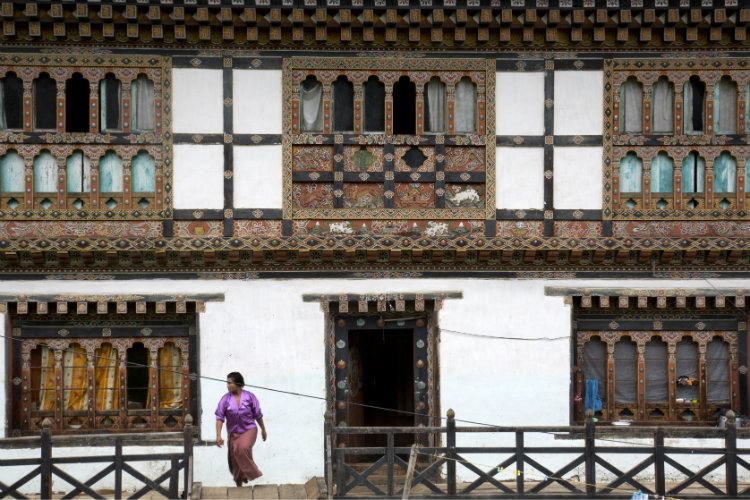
{"left": 713, "top": 153, "right": 736, "bottom": 193}
{"left": 364, "top": 78, "right": 385, "bottom": 132}
{"left": 132, "top": 152, "right": 155, "bottom": 192}
{"left": 707, "top": 339, "right": 730, "bottom": 402}
{"left": 1, "top": 150, "right": 25, "bottom": 192}
{"left": 454, "top": 79, "right": 476, "bottom": 133}
{"left": 682, "top": 153, "right": 705, "bottom": 193}
{"left": 676, "top": 339, "right": 698, "bottom": 401}
{"left": 653, "top": 79, "right": 673, "bottom": 134}
{"left": 159, "top": 343, "right": 183, "bottom": 409}
{"left": 425, "top": 78, "right": 446, "bottom": 133}
{"left": 100, "top": 77, "right": 122, "bottom": 131}
{"left": 301, "top": 80, "right": 323, "bottom": 132}
{"left": 66, "top": 151, "right": 91, "bottom": 193}
{"left": 33, "top": 151, "right": 57, "bottom": 192}
{"left": 63, "top": 345, "right": 88, "bottom": 410}
{"left": 39, "top": 346, "right": 57, "bottom": 410}
{"left": 715, "top": 78, "right": 737, "bottom": 134}
{"left": 132, "top": 75, "right": 155, "bottom": 132}
{"left": 614, "top": 340, "right": 637, "bottom": 403}
{"left": 95, "top": 344, "right": 119, "bottom": 410}
{"left": 622, "top": 79, "right": 642, "bottom": 134}
{"left": 684, "top": 78, "right": 705, "bottom": 133}
{"left": 651, "top": 153, "right": 673, "bottom": 193}
{"left": 645, "top": 340, "right": 668, "bottom": 402}
{"left": 34, "top": 76, "right": 56, "bottom": 130}
{"left": 620, "top": 153, "right": 642, "bottom": 192}
{"left": 583, "top": 338, "right": 606, "bottom": 399}
{"left": 99, "top": 152, "right": 123, "bottom": 192}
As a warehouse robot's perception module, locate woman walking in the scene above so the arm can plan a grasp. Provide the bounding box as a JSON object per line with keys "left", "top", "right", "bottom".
{"left": 215, "top": 372, "right": 267, "bottom": 486}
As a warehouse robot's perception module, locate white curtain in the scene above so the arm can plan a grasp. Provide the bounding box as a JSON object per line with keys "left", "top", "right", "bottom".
{"left": 682, "top": 153, "right": 705, "bottom": 193}
{"left": 301, "top": 80, "right": 323, "bottom": 132}
{"left": 132, "top": 75, "right": 155, "bottom": 132}
{"left": 66, "top": 151, "right": 91, "bottom": 193}
{"left": 653, "top": 79, "right": 673, "bottom": 133}
{"left": 34, "top": 151, "right": 57, "bottom": 192}
{"left": 99, "top": 152, "right": 123, "bottom": 192}
{"left": 683, "top": 81, "right": 694, "bottom": 133}
{"left": 454, "top": 78, "right": 476, "bottom": 134}
{"left": 714, "top": 153, "right": 736, "bottom": 193}
{"left": 716, "top": 78, "right": 737, "bottom": 134}
{"left": 425, "top": 78, "right": 445, "bottom": 133}
{"left": 622, "top": 79, "right": 642, "bottom": 134}
{"left": 1, "top": 150, "right": 24, "bottom": 192}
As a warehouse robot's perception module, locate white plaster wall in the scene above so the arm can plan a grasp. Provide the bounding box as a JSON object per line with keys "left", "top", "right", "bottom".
{"left": 172, "top": 69, "right": 224, "bottom": 134}
{"left": 496, "top": 72, "right": 545, "bottom": 136}
{"left": 172, "top": 145, "right": 225, "bottom": 210}
{"left": 0, "top": 312, "right": 5, "bottom": 439}
{"left": 554, "top": 146, "right": 603, "bottom": 209}
{"left": 233, "top": 145, "right": 283, "bottom": 209}
{"left": 233, "top": 70, "right": 283, "bottom": 135}
{"left": 3, "top": 277, "right": 750, "bottom": 490}
{"left": 554, "top": 71, "right": 603, "bottom": 135}
{"left": 496, "top": 147, "right": 545, "bottom": 209}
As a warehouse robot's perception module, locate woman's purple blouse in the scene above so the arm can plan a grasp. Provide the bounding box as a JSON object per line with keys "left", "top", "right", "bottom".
{"left": 215, "top": 390, "right": 263, "bottom": 434}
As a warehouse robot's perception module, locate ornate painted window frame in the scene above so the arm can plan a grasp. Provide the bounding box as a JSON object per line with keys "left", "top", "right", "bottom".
{"left": 282, "top": 57, "right": 495, "bottom": 220}
{"left": 0, "top": 53, "right": 172, "bottom": 221}
{"left": 603, "top": 58, "right": 750, "bottom": 221}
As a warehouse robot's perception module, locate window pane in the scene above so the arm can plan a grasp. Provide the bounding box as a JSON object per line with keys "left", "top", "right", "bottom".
{"left": 583, "top": 338, "right": 606, "bottom": 400}
{"left": 621, "top": 78, "right": 642, "bottom": 134}
{"left": 645, "top": 339, "right": 668, "bottom": 402}
{"left": 620, "top": 153, "right": 642, "bottom": 192}
{"left": 2, "top": 73, "right": 23, "bottom": 129}
{"left": 132, "top": 151, "right": 155, "bottom": 192}
{"left": 676, "top": 339, "right": 698, "bottom": 401}
{"left": 63, "top": 344, "right": 88, "bottom": 411}
{"left": 393, "top": 76, "right": 415, "bottom": 135}
{"left": 126, "top": 343, "right": 150, "bottom": 409}
{"left": 455, "top": 77, "right": 476, "bottom": 134}
{"left": 651, "top": 153, "right": 673, "bottom": 193}
{"left": 653, "top": 78, "right": 673, "bottom": 134}
{"left": 132, "top": 74, "right": 155, "bottom": 132}
{"left": 614, "top": 339, "right": 637, "bottom": 403}
{"left": 682, "top": 152, "right": 705, "bottom": 193}
{"left": 66, "top": 150, "right": 91, "bottom": 193}
{"left": 34, "top": 150, "right": 57, "bottom": 193}
{"left": 100, "top": 75, "right": 122, "bottom": 131}
{"left": 65, "top": 73, "right": 90, "bottom": 133}
{"left": 364, "top": 77, "right": 384, "bottom": 133}
{"left": 707, "top": 338, "right": 730, "bottom": 402}
{"left": 332, "top": 76, "right": 353, "bottom": 132}
{"left": 34, "top": 74, "right": 56, "bottom": 130}
{"left": 1, "top": 150, "right": 25, "bottom": 192}
{"left": 715, "top": 77, "right": 737, "bottom": 134}
{"left": 425, "top": 77, "right": 446, "bottom": 133}
{"left": 684, "top": 77, "right": 705, "bottom": 133}
{"left": 713, "top": 152, "right": 736, "bottom": 193}
{"left": 300, "top": 77, "right": 323, "bottom": 132}
{"left": 95, "top": 343, "right": 119, "bottom": 411}
{"left": 100, "top": 152, "right": 123, "bottom": 192}
{"left": 159, "top": 342, "right": 183, "bottom": 409}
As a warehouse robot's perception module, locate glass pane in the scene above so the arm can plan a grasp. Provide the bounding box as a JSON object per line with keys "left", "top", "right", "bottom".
{"left": 620, "top": 153, "right": 642, "bottom": 192}
{"left": 364, "top": 77, "right": 385, "bottom": 133}
{"left": 99, "top": 152, "right": 123, "bottom": 192}
{"left": 393, "top": 76, "right": 415, "bottom": 135}
{"left": 66, "top": 151, "right": 91, "bottom": 193}
{"left": 132, "top": 151, "right": 155, "bottom": 192}
{"left": 707, "top": 339, "right": 730, "bottom": 402}
{"left": 126, "top": 343, "right": 150, "bottom": 409}
{"left": 424, "top": 78, "right": 446, "bottom": 133}
{"left": 1, "top": 150, "right": 25, "bottom": 192}
{"left": 455, "top": 77, "right": 476, "bottom": 134}
{"left": 645, "top": 339, "right": 668, "bottom": 402}
{"left": 621, "top": 78, "right": 642, "bottom": 134}
{"left": 583, "top": 338, "right": 606, "bottom": 400}
{"left": 715, "top": 77, "right": 737, "bottom": 134}
{"left": 651, "top": 153, "right": 673, "bottom": 193}
{"left": 34, "top": 74, "right": 56, "bottom": 130}
{"left": 300, "top": 77, "right": 323, "bottom": 132}
{"left": 653, "top": 78, "right": 673, "bottom": 134}
{"left": 614, "top": 339, "right": 637, "bottom": 403}
{"left": 676, "top": 339, "right": 698, "bottom": 401}
{"left": 33, "top": 150, "right": 57, "bottom": 192}
{"left": 332, "top": 76, "right": 353, "bottom": 132}
{"left": 682, "top": 153, "right": 705, "bottom": 193}
{"left": 63, "top": 344, "right": 88, "bottom": 411}
{"left": 2, "top": 73, "right": 23, "bottom": 129}
{"left": 713, "top": 152, "right": 736, "bottom": 193}
{"left": 65, "top": 73, "right": 90, "bottom": 133}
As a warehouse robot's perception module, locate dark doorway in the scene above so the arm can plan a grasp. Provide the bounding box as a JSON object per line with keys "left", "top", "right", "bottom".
{"left": 348, "top": 328, "right": 414, "bottom": 447}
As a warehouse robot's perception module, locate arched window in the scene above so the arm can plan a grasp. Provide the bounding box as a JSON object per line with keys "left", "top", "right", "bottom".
{"left": 652, "top": 77, "right": 673, "bottom": 134}
{"left": 1, "top": 150, "right": 24, "bottom": 193}
{"left": 621, "top": 77, "right": 642, "bottom": 134}
{"left": 100, "top": 73, "right": 122, "bottom": 131}
{"left": 159, "top": 342, "right": 183, "bottom": 409}
{"left": 300, "top": 76, "right": 323, "bottom": 133}
{"left": 1, "top": 72, "right": 23, "bottom": 130}
{"left": 676, "top": 339, "right": 698, "bottom": 403}
{"left": 706, "top": 338, "right": 730, "bottom": 403}
{"left": 620, "top": 152, "right": 642, "bottom": 193}
{"left": 132, "top": 150, "right": 155, "bottom": 192}
{"left": 393, "top": 76, "right": 416, "bottom": 135}
{"left": 715, "top": 76, "right": 737, "bottom": 134}
{"left": 33, "top": 73, "right": 56, "bottom": 130}
{"left": 455, "top": 77, "right": 477, "bottom": 134}
{"left": 65, "top": 73, "right": 90, "bottom": 133}
{"left": 363, "top": 76, "right": 384, "bottom": 133}
{"left": 126, "top": 342, "right": 150, "bottom": 410}
{"left": 713, "top": 152, "right": 736, "bottom": 193}
{"left": 684, "top": 76, "right": 705, "bottom": 134}
{"left": 583, "top": 337, "right": 606, "bottom": 407}
{"left": 62, "top": 344, "right": 88, "bottom": 411}
{"left": 682, "top": 151, "right": 705, "bottom": 193}
{"left": 651, "top": 152, "right": 673, "bottom": 193}
{"left": 99, "top": 151, "right": 123, "bottom": 192}
{"left": 645, "top": 339, "right": 668, "bottom": 402}
{"left": 614, "top": 338, "right": 637, "bottom": 403}
{"left": 66, "top": 150, "right": 91, "bottom": 193}
{"left": 95, "top": 343, "right": 119, "bottom": 411}
{"left": 33, "top": 150, "right": 57, "bottom": 193}
{"left": 425, "top": 77, "right": 446, "bottom": 134}
{"left": 332, "top": 76, "right": 354, "bottom": 132}
{"left": 131, "top": 74, "right": 155, "bottom": 132}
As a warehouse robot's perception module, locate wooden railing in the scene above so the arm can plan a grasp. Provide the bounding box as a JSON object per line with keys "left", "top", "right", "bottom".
{"left": 326, "top": 410, "right": 750, "bottom": 498}
{"left": 0, "top": 415, "right": 194, "bottom": 499}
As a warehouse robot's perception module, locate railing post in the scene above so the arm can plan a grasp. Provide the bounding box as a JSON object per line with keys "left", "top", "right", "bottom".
{"left": 515, "top": 431, "right": 524, "bottom": 495}
{"left": 584, "top": 410, "right": 596, "bottom": 498}
{"left": 726, "top": 410, "right": 738, "bottom": 498}
{"left": 324, "top": 410, "right": 334, "bottom": 500}
{"left": 654, "top": 427, "right": 665, "bottom": 497}
{"left": 183, "top": 414, "right": 194, "bottom": 500}
{"left": 446, "top": 408, "right": 456, "bottom": 497}
{"left": 336, "top": 445, "right": 346, "bottom": 497}
{"left": 387, "top": 432, "right": 395, "bottom": 497}
{"left": 40, "top": 417, "right": 52, "bottom": 500}
{"left": 115, "top": 437, "right": 123, "bottom": 500}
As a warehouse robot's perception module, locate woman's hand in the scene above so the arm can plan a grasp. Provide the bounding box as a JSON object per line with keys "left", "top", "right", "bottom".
{"left": 216, "top": 436, "right": 224, "bottom": 447}
{"left": 261, "top": 429, "right": 267, "bottom": 441}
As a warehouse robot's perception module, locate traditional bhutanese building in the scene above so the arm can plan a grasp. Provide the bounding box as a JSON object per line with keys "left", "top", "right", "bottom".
{"left": 0, "top": 0, "right": 749, "bottom": 489}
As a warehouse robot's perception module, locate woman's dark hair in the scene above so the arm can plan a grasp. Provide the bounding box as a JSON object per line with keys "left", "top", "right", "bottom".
{"left": 227, "top": 372, "right": 245, "bottom": 387}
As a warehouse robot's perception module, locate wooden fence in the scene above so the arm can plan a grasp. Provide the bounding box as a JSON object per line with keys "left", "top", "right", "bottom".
{"left": 327, "top": 410, "right": 750, "bottom": 499}
{"left": 0, "top": 415, "right": 194, "bottom": 499}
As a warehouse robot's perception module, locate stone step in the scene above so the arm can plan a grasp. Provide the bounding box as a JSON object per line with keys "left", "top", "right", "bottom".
{"left": 194, "top": 478, "right": 324, "bottom": 499}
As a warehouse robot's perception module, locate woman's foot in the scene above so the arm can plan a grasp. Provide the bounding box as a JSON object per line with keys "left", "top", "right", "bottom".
{"left": 235, "top": 480, "right": 243, "bottom": 487}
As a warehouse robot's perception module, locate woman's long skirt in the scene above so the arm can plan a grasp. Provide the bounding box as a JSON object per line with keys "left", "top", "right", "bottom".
{"left": 228, "top": 427, "right": 263, "bottom": 484}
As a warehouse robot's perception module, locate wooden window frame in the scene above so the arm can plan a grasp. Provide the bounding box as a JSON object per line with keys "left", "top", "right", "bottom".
{"left": 604, "top": 58, "right": 750, "bottom": 221}
{"left": 7, "top": 303, "right": 198, "bottom": 436}
{"left": 0, "top": 53, "right": 171, "bottom": 221}
{"left": 282, "top": 57, "right": 495, "bottom": 220}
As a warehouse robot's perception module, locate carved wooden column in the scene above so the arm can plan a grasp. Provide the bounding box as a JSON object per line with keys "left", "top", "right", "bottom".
{"left": 122, "top": 151, "right": 133, "bottom": 210}
{"left": 86, "top": 343, "right": 96, "bottom": 430}
{"left": 382, "top": 71, "right": 399, "bottom": 136}
{"left": 698, "top": 337, "right": 708, "bottom": 422}
{"left": 116, "top": 340, "right": 128, "bottom": 430}
{"left": 673, "top": 149, "right": 684, "bottom": 210}
{"left": 154, "top": 147, "right": 164, "bottom": 212}
{"left": 476, "top": 71, "right": 486, "bottom": 135}
{"left": 705, "top": 158, "right": 715, "bottom": 208}
{"left": 642, "top": 83, "right": 653, "bottom": 135}
{"left": 612, "top": 156, "right": 622, "bottom": 210}
{"left": 351, "top": 77, "right": 365, "bottom": 134}
{"left": 446, "top": 81, "right": 456, "bottom": 135}
{"left": 55, "top": 81, "right": 66, "bottom": 133}
{"left": 705, "top": 81, "right": 716, "bottom": 134}
{"left": 636, "top": 337, "right": 646, "bottom": 421}
{"left": 290, "top": 73, "right": 302, "bottom": 134}
{"left": 50, "top": 146, "right": 68, "bottom": 211}
{"left": 89, "top": 70, "right": 102, "bottom": 134}
{"left": 606, "top": 338, "right": 616, "bottom": 420}
{"left": 642, "top": 158, "right": 652, "bottom": 210}
{"left": 413, "top": 72, "right": 429, "bottom": 135}
{"left": 53, "top": 345, "right": 64, "bottom": 431}
{"left": 22, "top": 80, "right": 33, "bottom": 132}
{"left": 147, "top": 341, "right": 160, "bottom": 431}
{"left": 667, "top": 339, "right": 677, "bottom": 422}
{"left": 320, "top": 74, "right": 335, "bottom": 135}
{"left": 88, "top": 147, "right": 103, "bottom": 210}
{"left": 738, "top": 153, "right": 747, "bottom": 210}
{"left": 122, "top": 79, "right": 132, "bottom": 133}
{"left": 673, "top": 74, "right": 687, "bottom": 135}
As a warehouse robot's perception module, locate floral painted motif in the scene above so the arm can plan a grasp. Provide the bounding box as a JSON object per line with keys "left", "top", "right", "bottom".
{"left": 343, "top": 184, "right": 384, "bottom": 209}
{"left": 444, "top": 147, "right": 485, "bottom": 172}
{"left": 0, "top": 221, "right": 161, "bottom": 239}
{"left": 292, "top": 146, "right": 334, "bottom": 171}
{"left": 343, "top": 146, "right": 384, "bottom": 172}
{"left": 293, "top": 183, "right": 334, "bottom": 209}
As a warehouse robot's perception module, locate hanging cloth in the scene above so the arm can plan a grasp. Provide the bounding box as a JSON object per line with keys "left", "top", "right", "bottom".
{"left": 584, "top": 379, "right": 602, "bottom": 413}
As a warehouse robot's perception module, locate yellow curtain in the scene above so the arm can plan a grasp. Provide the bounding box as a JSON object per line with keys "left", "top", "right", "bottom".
{"left": 159, "top": 343, "right": 183, "bottom": 409}
{"left": 95, "top": 344, "right": 119, "bottom": 410}
{"left": 39, "top": 346, "right": 57, "bottom": 411}
{"left": 63, "top": 345, "right": 88, "bottom": 410}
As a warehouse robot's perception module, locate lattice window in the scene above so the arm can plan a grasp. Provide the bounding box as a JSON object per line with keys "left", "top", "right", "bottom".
{"left": 9, "top": 302, "right": 197, "bottom": 435}
{"left": 0, "top": 54, "right": 171, "bottom": 220}
{"left": 283, "top": 58, "right": 495, "bottom": 220}
{"left": 603, "top": 59, "right": 750, "bottom": 221}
